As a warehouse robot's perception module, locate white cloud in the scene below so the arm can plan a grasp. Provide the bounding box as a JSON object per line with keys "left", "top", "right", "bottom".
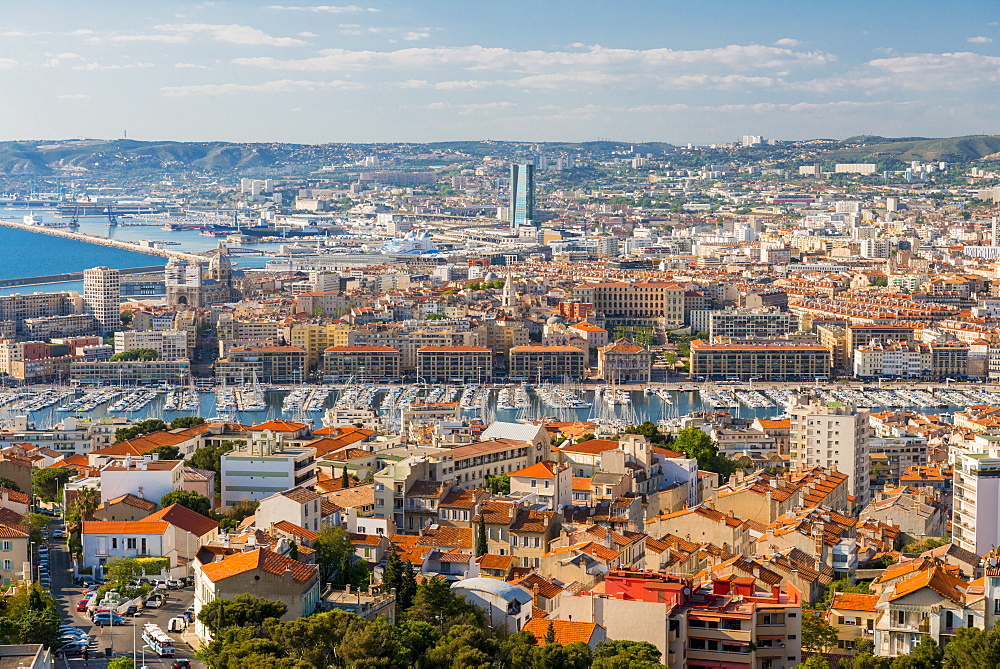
{"left": 968, "top": 36, "right": 994, "bottom": 43}
{"left": 265, "top": 4, "right": 378, "bottom": 12}
{"left": 111, "top": 34, "right": 190, "bottom": 44}
{"left": 403, "top": 31, "right": 430, "bottom": 41}
{"left": 155, "top": 23, "right": 307, "bottom": 47}
{"left": 0, "top": 58, "right": 16, "bottom": 70}
{"left": 298, "top": 31, "right": 318, "bottom": 38}
{"left": 71, "top": 62, "right": 155, "bottom": 71}
{"left": 175, "top": 62, "right": 210, "bottom": 69}
{"left": 774, "top": 38, "right": 802, "bottom": 47}
{"left": 161, "top": 78, "right": 364, "bottom": 96}
{"left": 866, "top": 51, "right": 1000, "bottom": 89}
{"left": 233, "top": 43, "right": 835, "bottom": 73}
{"left": 338, "top": 23, "right": 362, "bottom": 36}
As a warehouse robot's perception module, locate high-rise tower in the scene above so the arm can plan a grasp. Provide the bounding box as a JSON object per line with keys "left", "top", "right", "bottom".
{"left": 509, "top": 163, "right": 535, "bottom": 229}
{"left": 83, "top": 266, "right": 120, "bottom": 335}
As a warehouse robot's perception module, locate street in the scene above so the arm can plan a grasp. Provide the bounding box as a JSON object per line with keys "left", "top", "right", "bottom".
{"left": 46, "top": 518, "right": 203, "bottom": 668}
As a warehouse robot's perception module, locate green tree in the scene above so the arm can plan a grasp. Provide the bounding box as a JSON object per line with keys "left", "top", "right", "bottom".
{"left": 394, "top": 619, "right": 438, "bottom": 666}
{"left": 341, "top": 466, "right": 350, "bottom": 489}
{"left": 268, "top": 610, "right": 353, "bottom": 668}
{"left": 942, "top": 626, "right": 1000, "bottom": 668}
{"left": 170, "top": 416, "right": 206, "bottom": 429}
{"left": 337, "top": 616, "right": 398, "bottom": 667}
{"left": 110, "top": 348, "right": 158, "bottom": 362}
{"left": 314, "top": 526, "right": 355, "bottom": 584}
{"left": 0, "top": 477, "right": 20, "bottom": 493}
{"left": 892, "top": 634, "right": 943, "bottom": 669}
{"left": 22, "top": 513, "right": 51, "bottom": 543}
{"left": 0, "top": 582, "right": 59, "bottom": 647}
{"left": 107, "top": 657, "right": 137, "bottom": 669}
{"left": 382, "top": 544, "right": 417, "bottom": 611}
{"left": 149, "top": 444, "right": 181, "bottom": 460}
{"left": 65, "top": 486, "right": 100, "bottom": 529}
{"left": 408, "top": 577, "right": 481, "bottom": 629}
{"left": 793, "top": 655, "right": 831, "bottom": 669}
{"left": 672, "top": 426, "right": 739, "bottom": 482}
{"left": 485, "top": 473, "right": 510, "bottom": 495}
{"left": 218, "top": 498, "right": 258, "bottom": 531}
{"left": 576, "top": 433, "right": 595, "bottom": 443}
{"left": 545, "top": 621, "right": 557, "bottom": 644}
{"left": 423, "top": 624, "right": 496, "bottom": 669}
{"left": 113, "top": 419, "right": 167, "bottom": 444}
{"left": 624, "top": 421, "right": 672, "bottom": 444}
{"left": 801, "top": 612, "right": 839, "bottom": 655}
{"left": 161, "top": 489, "right": 212, "bottom": 517}
{"left": 185, "top": 439, "right": 240, "bottom": 490}
{"left": 475, "top": 514, "right": 488, "bottom": 557}
{"left": 32, "top": 467, "right": 73, "bottom": 502}
{"left": 288, "top": 540, "right": 299, "bottom": 561}
{"left": 592, "top": 639, "right": 662, "bottom": 668}
{"left": 198, "top": 594, "right": 288, "bottom": 636}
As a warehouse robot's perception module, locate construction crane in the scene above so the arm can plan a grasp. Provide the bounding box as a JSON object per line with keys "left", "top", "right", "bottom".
{"left": 105, "top": 204, "right": 118, "bottom": 227}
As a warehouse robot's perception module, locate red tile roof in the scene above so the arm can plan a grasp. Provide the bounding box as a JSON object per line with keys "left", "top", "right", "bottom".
{"left": 143, "top": 504, "right": 219, "bottom": 537}
{"left": 200, "top": 547, "right": 318, "bottom": 584}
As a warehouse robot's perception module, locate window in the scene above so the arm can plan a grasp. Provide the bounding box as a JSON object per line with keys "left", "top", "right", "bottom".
{"left": 127, "top": 538, "right": 137, "bottom": 550}
{"left": 758, "top": 613, "right": 785, "bottom": 625}
{"left": 0, "top": 541, "right": 10, "bottom": 552}
{"left": 112, "top": 538, "right": 118, "bottom": 549}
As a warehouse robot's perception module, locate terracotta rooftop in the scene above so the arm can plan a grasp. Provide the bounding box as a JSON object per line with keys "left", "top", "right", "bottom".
{"left": 249, "top": 420, "right": 310, "bottom": 432}
{"left": 82, "top": 520, "right": 169, "bottom": 535}
{"left": 143, "top": 503, "right": 219, "bottom": 537}
{"left": 200, "top": 547, "right": 318, "bottom": 584}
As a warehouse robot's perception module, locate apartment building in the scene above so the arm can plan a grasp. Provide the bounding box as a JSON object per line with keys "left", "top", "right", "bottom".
{"left": 323, "top": 345, "right": 401, "bottom": 380}
{"left": 0, "top": 291, "right": 82, "bottom": 333}
{"left": 216, "top": 346, "right": 306, "bottom": 383}
{"left": 952, "top": 450, "right": 1000, "bottom": 555}
{"left": 114, "top": 329, "right": 188, "bottom": 360}
{"left": 708, "top": 307, "right": 798, "bottom": 340}
{"left": 70, "top": 359, "right": 192, "bottom": 385}
{"left": 509, "top": 345, "right": 585, "bottom": 381}
{"left": 220, "top": 426, "right": 317, "bottom": 507}
{"left": 554, "top": 571, "right": 802, "bottom": 668}
{"left": 416, "top": 345, "right": 492, "bottom": 382}
{"left": 284, "top": 322, "right": 352, "bottom": 369}
{"left": 789, "top": 398, "right": 871, "bottom": 506}
{"left": 689, "top": 338, "right": 830, "bottom": 380}
{"left": 597, "top": 340, "right": 651, "bottom": 383}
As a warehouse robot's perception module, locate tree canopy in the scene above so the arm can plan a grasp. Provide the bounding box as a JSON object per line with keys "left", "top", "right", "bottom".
{"left": 110, "top": 348, "right": 158, "bottom": 362}
{"left": 32, "top": 467, "right": 72, "bottom": 502}
{"left": 171, "top": 415, "right": 206, "bottom": 430}
{"left": 198, "top": 594, "right": 288, "bottom": 636}
{"left": 161, "top": 489, "right": 212, "bottom": 517}
{"left": 113, "top": 419, "right": 167, "bottom": 444}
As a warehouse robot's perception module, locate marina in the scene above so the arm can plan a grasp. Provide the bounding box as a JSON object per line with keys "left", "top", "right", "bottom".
{"left": 1, "top": 382, "right": 996, "bottom": 433}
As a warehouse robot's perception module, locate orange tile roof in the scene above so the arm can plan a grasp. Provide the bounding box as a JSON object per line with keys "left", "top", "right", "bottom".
{"left": 0, "top": 488, "right": 29, "bottom": 505}
{"left": 417, "top": 345, "right": 491, "bottom": 352}
{"left": 510, "top": 345, "right": 585, "bottom": 353}
{"left": 143, "top": 503, "right": 219, "bottom": 537}
{"left": 82, "top": 520, "right": 169, "bottom": 535}
{"left": 91, "top": 431, "right": 190, "bottom": 457}
{"left": 522, "top": 618, "right": 600, "bottom": 646}
{"left": 511, "top": 460, "right": 560, "bottom": 479}
{"left": 272, "top": 520, "right": 320, "bottom": 542}
{"left": 250, "top": 420, "right": 310, "bottom": 432}
{"left": 101, "top": 493, "right": 158, "bottom": 512}
{"left": 477, "top": 553, "right": 515, "bottom": 571}
{"left": 572, "top": 477, "right": 592, "bottom": 492}
{"left": 559, "top": 439, "right": 620, "bottom": 455}
{"left": 890, "top": 565, "right": 967, "bottom": 604}
{"left": 324, "top": 345, "right": 400, "bottom": 353}
{"left": 200, "top": 547, "right": 318, "bottom": 584}
{"left": 830, "top": 592, "right": 879, "bottom": 612}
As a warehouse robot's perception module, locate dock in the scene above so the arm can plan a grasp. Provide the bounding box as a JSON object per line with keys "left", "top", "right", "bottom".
{"left": 0, "top": 218, "right": 206, "bottom": 263}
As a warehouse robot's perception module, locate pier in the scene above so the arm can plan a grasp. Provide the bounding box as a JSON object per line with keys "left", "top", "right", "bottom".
{"left": 0, "top": 218, "right": 205, "bottom": 262}
{"left": 0, "top": 265, "right": 166, "bottom": 289}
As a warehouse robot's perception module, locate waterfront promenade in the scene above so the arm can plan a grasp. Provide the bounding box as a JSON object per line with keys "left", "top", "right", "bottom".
{"left": 0, "top": 217, "right": 205, "bottom": 262}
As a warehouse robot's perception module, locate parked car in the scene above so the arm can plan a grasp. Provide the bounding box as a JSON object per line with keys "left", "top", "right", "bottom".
{"left": 39, "top": 578, "right": 51, "bottom": 589}
{"left": 92, "top": 612, "right": 126, "bottom": 626}
{"left": 167, "top": 579, "right": 183, "bottom": 589}
{"left": 145, "top": 596, "right": 164, "bottom": 609}
{"left": 56, "top": 640, "right": 88, "bottom": 656}
{"left": 58, "top": 626, "right": 87, "bottom": 639}
{"left": 124, "top": 605, "right": 139, "bottom": 617}
{"left": 75, "top": 600, "right": 91, "bottom": 612}
{"left": 172, "top": 661, "right": 191, "bottom": 669}
{"left": 74, "top": 576, "right": 95, "bottom": 587}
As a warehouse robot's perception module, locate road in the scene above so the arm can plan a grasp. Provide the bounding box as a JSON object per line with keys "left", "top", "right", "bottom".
{"left": 46, "top": 518, "right": 203, "bottom": 668}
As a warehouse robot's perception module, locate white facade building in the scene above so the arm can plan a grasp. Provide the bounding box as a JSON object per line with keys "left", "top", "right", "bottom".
{"left": 789, "top": 398, "right": 871, "bottom": 506}
{"left": 83, "top": 267, "right": 120, "bottom": 335}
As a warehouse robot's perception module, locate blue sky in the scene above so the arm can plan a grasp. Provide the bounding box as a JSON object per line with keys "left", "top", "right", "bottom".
{"left": 0, "top": 0, "right": 998, "bottom": 144}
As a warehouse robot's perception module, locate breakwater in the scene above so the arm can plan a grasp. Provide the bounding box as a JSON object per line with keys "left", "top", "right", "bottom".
{"left": 0, "top": 218, "right": 205, "bottom": 262}
{"left": 0, "top": 265, "right": 167, "bottom": 288}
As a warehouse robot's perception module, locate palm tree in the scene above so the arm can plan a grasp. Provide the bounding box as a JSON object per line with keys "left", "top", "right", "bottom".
{"left": 66, "top": 486, "right": 101, "bottom": 530}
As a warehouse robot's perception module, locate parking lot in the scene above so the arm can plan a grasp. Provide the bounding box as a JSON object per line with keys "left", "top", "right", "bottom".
{"left": 46, "top": 519, "right": 204, "bottom": 668}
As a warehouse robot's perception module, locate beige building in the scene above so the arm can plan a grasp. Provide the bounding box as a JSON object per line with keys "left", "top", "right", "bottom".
{"left": 597, "top": 339, "right": 652, "bottom": 383}
{"left": 323, "top": 345, "right": 401, "bottom": 380}
{"left": 789, "top": 397, "right": 871, "bottom": 506}
{"left": 416, "top": 345, "right": 492, "bottom": 382}
{"left": 509, "top": 345, "right": 585, "bottom": 381}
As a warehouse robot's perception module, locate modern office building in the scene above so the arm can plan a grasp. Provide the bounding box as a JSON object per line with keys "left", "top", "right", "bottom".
{"left": 83, "top": 267, "right": 120, "bottom": 335}
{"left": 509, "top": 163, "right": 535, "bottom": 229}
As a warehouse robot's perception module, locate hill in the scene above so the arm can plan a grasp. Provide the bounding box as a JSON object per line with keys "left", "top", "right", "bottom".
{"left": 826, "top": 135, "right": 1000, "bottom": 163}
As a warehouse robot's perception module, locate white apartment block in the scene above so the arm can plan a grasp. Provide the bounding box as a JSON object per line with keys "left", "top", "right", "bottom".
{"left": 114, "top": 329, "right": 189, "bottom": 360}
{"left": 220, "top": 432, "right": 317, "bottom": 507}
{"left": 789, "top": 398, "right": 871, "bottom": 506}
{"left": 83, "top": 267, "right": 120, "bottom": 335}
{"left": 953, "top": 451, "right": 1000, "bottom": 555}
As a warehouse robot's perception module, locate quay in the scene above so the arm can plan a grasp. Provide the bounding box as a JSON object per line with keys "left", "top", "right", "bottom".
{"left": 0, "top": 265, "right": 166, "bottom": 289}
{"left": 0, "top": 218, "right": 205, "bottom": 262}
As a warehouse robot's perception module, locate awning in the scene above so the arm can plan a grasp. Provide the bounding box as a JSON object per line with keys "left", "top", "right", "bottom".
{"left": 757, "top": 635, "right": 785, "bottom": 640}
{"left": 689, "top": 613, "right": 723, "bottom": 621}
{"left": 722, "top": 640, "right": 750, "bottom": 647}
{"left": 687, "top": 662, "right": 721, "bottom": 668}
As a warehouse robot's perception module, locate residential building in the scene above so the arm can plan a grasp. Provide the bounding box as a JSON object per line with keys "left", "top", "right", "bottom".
{"left": 509, "top": 345, "right": 585, "bottom": 381}
{"left": 216, "top": 346, "right": 306, "bottom": 383}
{"left": 220, "top": 427, "right": 317, "bottom": 507}
{"left": 323, "top": 345, "right": 401, "bottom": 380}
{"left": 194, "top": 548, "right": 321, "bottom": 641}
{"left": 99, "top": 457, "right": 185, "bottom": 505}
{"left": 690, "top": 338, "right": 831, "bottom": 380}
{"left": 952, "top": 450, "right": 1000, "bottom": 555}
{"left": 452, "top": 577, "right": 533, "bottom": 632}
{"left": 416, "top": 346, "right": 492, "bottom": 382}
{"left": 789, "top": 397, "right": 871, "bottom": 506}
{"left": 255, "top": 487, "right": 323, "bottom": 535}
{"left": 83, "top": 266, "right": 120, "bottom": 335}
{"left": 597, "top": 339, "right": 651, "bottom": 383}
{"left": 70, "top": 359, "right": 191, "bottom": 385}
{"left": 114, "top": 329, "right": 188, "bottom": 360}
{"left": 708, "top": 307, "right": 798, "bottom": 340}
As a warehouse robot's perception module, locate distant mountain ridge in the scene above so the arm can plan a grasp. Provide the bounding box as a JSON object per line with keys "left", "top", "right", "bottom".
{"left": 0, "top": 135, "right": 996, "bottom": 177}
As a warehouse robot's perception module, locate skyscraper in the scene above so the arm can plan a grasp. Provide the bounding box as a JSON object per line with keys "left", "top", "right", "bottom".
{"left": 83, "top": 266, "right": 120, "bottom": 335}
{"left": 788, "top": 396, "right": 871, "bottom": 506}
{"left": 509, "top": 163, "right": 535, "bottom": 229}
